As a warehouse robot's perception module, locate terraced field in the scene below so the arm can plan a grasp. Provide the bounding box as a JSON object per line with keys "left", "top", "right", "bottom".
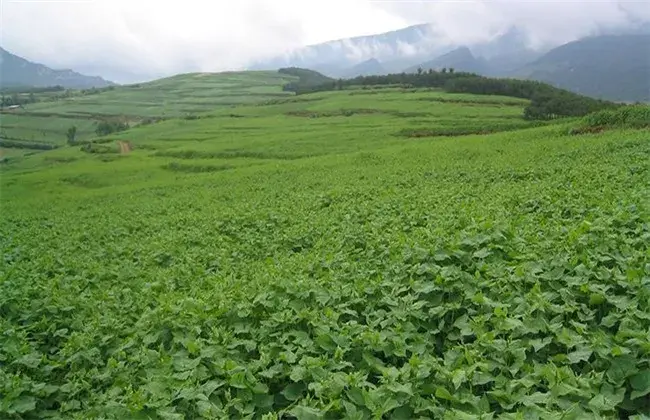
{"left": 0, "top": 71, "right": 296, "bottom": 151}
{"left": 1, "top": 84, "right": 649, "bottom": 419}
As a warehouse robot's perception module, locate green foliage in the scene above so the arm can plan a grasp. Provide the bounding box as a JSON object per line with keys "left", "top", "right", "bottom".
{"left": 279, "top": 67, "right": 334, "bottom": 93}
{"left": 80, "top": 143, "right": 118, "bottom": 154}
{"left": 95, "top": 120, "right": 129, "bottom": 137}
{"left": 1, "top": 86, "right": 649, "bottom": 419}
{"left": 66, "top": 125, "right": 77, "bottom": 145}
{"left": 286, "top": 69, "right": 618, "bottom": 120}
{"left": 0, "top": 139, "right": 57, "bottom": 150}
{"left": 570, "top": 105, "right": 650, "bottom": 134}
{"left": 0, "top": 71, "right": 296, "bottom": 149}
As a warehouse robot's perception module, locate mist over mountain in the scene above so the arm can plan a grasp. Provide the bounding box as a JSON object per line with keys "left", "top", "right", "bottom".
{"left": 404, "top": 47, "right": 488, "bottom": 74}
{"left": 251, "top": 22, "right": 648, "bottom": 102}
{"left": 249, "top": 24, "right": 450, "bottom": 77}
{"left": 0, "top": 47, "right": 114, "bottom": 89}
{"left": 516, "top": 35, "right": 650, "bottom": 102}
{"left": 341, "top": 58, "right": 386, "bottom": 77}
{"left": 250, "top": 24, "right": 551, "bottom": 78}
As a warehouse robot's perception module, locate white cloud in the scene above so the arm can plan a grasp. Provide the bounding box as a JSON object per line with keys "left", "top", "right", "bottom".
{"left": 374, "top": 0, "right": 648, "bottom": 48}
{"left": 0, "top": 0, "right": 647, "bottom": 82}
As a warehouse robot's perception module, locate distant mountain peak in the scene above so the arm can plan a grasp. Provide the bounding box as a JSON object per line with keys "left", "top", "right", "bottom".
{"left": 0, "top": 47, "right": 115, "bottom": 89}
{"left": 342, "top": 57, "right": 386, "bottom": 77}
{"left": 516, "top": 34, "right": 650, "bottom": 102}
{"left": 405, "top": 46, "right": 485, "bottom": 74}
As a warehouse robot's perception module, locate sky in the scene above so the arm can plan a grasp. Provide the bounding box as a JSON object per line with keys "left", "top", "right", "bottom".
{"left": 1, "top": 0, "right": 649, "bottom": 82}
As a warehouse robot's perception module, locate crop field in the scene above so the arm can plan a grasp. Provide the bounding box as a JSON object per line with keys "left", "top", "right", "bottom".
{"left": 0, "top": 71, "right": 296, "bottom": 148}
{"left": 1, "top": 84, "right": 649, "bottom": 419}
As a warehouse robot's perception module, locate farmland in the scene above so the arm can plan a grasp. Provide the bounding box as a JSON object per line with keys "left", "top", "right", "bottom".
{"left": 0, "top": 71, "right": 296, "bottom": 151}
{"left": 1, "top": 77, "right": 649, "bottom": 419}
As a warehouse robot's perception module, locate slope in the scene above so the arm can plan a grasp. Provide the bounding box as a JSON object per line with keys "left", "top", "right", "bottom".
{"left": 1, "top": 85, "right": 649, "bottom": 418}
{"left": 517, "top": 35, "right": 650, "bottom": 102}
{"left": 0, "top": 71, "right": 297, "bottom": 151}
{"left": 0, "top": 47, "right": 114, "bottom": 89}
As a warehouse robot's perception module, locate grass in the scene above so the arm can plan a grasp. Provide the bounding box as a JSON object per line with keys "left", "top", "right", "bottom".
{"left": 0, "top": 71, "right": 296, "bottom": 147}
{"left": 1, "top": 84, "right": 649, "bottom": 419}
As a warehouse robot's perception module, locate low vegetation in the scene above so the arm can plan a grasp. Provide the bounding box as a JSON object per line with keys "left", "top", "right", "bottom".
{"left": 1, "top": 77, "right": 649, "bottom": 419}
{"left": 0, "top": 71, "right": 298, "bottom": 152}
{"left": 284, "top": 69, "right": 620, "bottom": 121}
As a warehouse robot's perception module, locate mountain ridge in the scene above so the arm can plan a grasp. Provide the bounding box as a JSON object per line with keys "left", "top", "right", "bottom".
{"left": 0, "top": 47, "right": 115, "bottom": 89}
{"left": 515, "top": 34, "right": 650, "bottom": 102}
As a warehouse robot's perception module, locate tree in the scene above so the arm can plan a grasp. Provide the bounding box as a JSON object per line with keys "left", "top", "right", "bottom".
{"left": 417, "top": 67, "right": 423, "bottom": 75}
{"left": 441, "top": 68, "right": 447, "bottom": 73}
{"left": 66, "top": 126, "right": 77, "bottom": 145}
{"left": 95, "top": 120, "right": 128, "bottom": 136}
{"left": 449, "top": 68, "right": 455, "bottom": 74}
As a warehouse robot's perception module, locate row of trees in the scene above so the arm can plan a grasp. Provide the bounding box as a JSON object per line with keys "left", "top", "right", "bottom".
{"left": 1, "top": 85, "right": 116, "bottom": 109}
{"left": 283, "top": 69, "right": 619, "bottom": 120}
{"left": 1, "top": 93, "right": 35, "bottom": 107}
{"left": 65, "top": 121, "right": 130, "bottom": 145}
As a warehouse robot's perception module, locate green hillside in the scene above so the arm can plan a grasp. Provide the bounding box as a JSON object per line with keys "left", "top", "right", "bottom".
{"left": 0, "top": 71, "right": 297, "bottom": 152}
{"left": 1, "top": 82, "right": 649, "bottom": 419}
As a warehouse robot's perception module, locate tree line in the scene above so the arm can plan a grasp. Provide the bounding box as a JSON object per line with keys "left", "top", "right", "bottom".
{"left": 0, "top": 85, "right": 117, "bottom": 108}
{"left": 282, "top": 68, "right": 619, "bottom": 120}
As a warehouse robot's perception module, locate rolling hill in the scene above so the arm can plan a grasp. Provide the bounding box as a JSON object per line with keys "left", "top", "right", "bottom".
{"left": 0, "top": 71, "right": 297, "bottom": 150}
{"left": 1, "top": 74, "right": 649, "bottom": 418}
{"left": 0, "top": 47, "right": 115, "bottom": 89}
{"left": 516, "top": 35, "right": 650, "bottom": 102}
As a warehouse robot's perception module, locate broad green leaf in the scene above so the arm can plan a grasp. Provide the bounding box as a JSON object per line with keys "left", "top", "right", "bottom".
{"left": 156, "top": 407, "right": 185, "bottom": 420}
{"left": 290, "top": 365, "right": 307, "bottom": 382}
{"left": 390, "top": 405, "right": 413, "bottom": 420}
{"left": 630, "top": 370, "right": 650, "bottom": 400}
{"left": 14, "top": 352, "right": 41, "bottom": 369}
{"left": 346, "top": 388, "right": 365, "bottom": 407}
{"left": 282, "top": 382, "right": 305, "bottom": 401}
{"left": 606, "top": 355, "right": 638, "bottom": 384}
{"left": 289, "top": 405, "right": 324, "bottom": 420}
{"left": 567, "top": 348, "right": 592, "bottom": 364}
{"left": 435, "top": 387, "right": 454, "bottom": 401}
{"left": 452, "top": 369, "right": 467, "bottom": 390}
{"left": 376, "top": 398, "right": 400, "bottom": 416}
{"left": 200, "top": 380, "right": 226, "bottom": 396}
{"left": 9, "top": 396, "right": 36, "bottom": 414}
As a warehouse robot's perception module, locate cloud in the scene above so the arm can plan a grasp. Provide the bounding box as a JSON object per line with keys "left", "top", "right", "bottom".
{"left": 0, "top": 0, "right": 647, "bottom": 82}
{"left": 374, "top": 0, "right": 648, "bottom": 48}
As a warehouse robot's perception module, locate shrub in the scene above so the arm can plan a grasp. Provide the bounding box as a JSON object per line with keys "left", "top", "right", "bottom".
{"left": 95, "top": 120, "right": 129, "bottom": 136}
